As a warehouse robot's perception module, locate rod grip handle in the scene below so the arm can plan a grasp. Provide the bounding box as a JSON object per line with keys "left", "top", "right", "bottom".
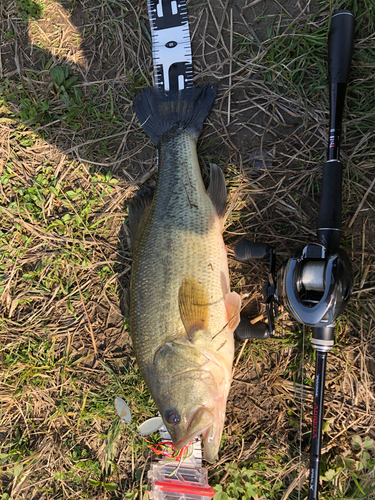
{"left": 329, "top": 11, "right": 354, "bottom": 85}
{"left": 316, "top": 160, "right": 343, "bottom": 233}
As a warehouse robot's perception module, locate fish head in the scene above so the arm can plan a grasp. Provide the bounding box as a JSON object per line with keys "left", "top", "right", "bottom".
{"left": 152, "top": 338, "right": 230, "bottom": 462}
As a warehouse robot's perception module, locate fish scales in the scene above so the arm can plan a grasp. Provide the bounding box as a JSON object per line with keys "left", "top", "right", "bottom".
{"left": 130, "top": 130, "right": 230, "bottom": 373}
{"left": 130, "top": 85, "right": 241, "bottom": 462}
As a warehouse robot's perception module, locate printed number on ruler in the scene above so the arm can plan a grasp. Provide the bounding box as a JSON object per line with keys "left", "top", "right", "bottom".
{"left": 148, "top": 0, "right": 193, "bottom": 92}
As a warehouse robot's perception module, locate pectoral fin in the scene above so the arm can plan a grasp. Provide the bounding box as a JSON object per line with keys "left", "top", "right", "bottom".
{"left": 178, "top": 277, "right": 209, "bottom": 338}
{"left": 224, "top": 291, "right": 241, "bottom": 330}
{"left": 207, "top": 163, "right": 227, "bottom": 219}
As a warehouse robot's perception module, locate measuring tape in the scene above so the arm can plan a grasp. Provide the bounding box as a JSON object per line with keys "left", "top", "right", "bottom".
{"left": 147, "top": 0, "right": 193, "bottom": 92}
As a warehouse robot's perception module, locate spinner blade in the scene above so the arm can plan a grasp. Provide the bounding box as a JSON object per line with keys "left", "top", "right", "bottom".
{"left": 147, "top": 0, "right": 193, "bottom": 92}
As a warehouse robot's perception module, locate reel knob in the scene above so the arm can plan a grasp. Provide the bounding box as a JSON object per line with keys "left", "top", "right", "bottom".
{"left": 235, "top": 317, "right": 271, "bottom": 340}
{"left": 234, "top": 240, "right": 271, "bottom": 262}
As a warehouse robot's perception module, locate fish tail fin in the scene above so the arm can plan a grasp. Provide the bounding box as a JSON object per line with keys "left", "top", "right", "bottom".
{"left": 133, "top": 85, "right": 217, "bottom": 145}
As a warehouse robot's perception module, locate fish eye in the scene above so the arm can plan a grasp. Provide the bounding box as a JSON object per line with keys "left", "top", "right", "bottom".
{"left": 165, "top": 410, "right": 180, "bottom": 425}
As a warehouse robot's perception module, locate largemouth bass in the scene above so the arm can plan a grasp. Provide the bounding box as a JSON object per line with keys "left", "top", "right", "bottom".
{"left": 129, "top": 85, "right": 241, "bottom": 462}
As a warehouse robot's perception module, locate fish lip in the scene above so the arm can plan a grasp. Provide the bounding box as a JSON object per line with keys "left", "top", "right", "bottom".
{"left": 175, "top": 423, "right": 212, "bottom": 450}
{"left": 174, "top": 407, "right": 214, "bottom": 450}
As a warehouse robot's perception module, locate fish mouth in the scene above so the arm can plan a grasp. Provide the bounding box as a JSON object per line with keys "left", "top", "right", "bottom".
{"left": 175, "top": 407, "right": 214, "bottom": 450}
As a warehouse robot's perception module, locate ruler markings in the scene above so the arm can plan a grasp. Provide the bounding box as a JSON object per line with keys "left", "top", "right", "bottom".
{"left": 148, "top": 0, "right": 193, "bottom": 91}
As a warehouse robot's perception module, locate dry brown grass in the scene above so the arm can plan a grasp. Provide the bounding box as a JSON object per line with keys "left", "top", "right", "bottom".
{"left": 0, "top": 0, "right": 374, "bottom": 498}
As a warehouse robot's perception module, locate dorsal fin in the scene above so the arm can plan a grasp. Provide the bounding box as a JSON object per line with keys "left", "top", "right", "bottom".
{"left": 207, "top": 163, "right": 227, "bottom": 219}
{"left": 178, "top": 277, "right": 209, "bottom": 339}
{"left": 128, "top": 187, "right": 154, "bottom": 247}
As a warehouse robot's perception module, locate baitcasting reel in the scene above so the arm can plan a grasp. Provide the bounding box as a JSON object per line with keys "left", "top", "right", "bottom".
{"left": 234, "top": 239, "right": 353, "bottom": 350}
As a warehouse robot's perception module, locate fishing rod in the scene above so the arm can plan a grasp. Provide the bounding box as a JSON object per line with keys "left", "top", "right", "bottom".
{"left": 234, "top": 11, "right": 354, "bottom": 500}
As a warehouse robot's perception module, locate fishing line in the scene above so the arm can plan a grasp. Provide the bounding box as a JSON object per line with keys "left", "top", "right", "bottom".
{"left": 142, "top": 435, "right": 195, "bottom": 477}
{"left": 142, "top": 430, "right": 192, "bottom": 460}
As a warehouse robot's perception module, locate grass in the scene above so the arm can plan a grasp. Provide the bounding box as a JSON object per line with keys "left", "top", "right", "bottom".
{"left": 16, "top": 0, "right": 46, "bottom": 22}
{"left": 0, "top": 0, "right": 375, "bottom": 498}
{"left": 0, "top": 333, "right": 155, "bottom": 496}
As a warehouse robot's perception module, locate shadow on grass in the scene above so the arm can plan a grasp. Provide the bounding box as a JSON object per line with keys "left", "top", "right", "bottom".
{"left": 0, "top": 0, "right": 151, "bottom": 355}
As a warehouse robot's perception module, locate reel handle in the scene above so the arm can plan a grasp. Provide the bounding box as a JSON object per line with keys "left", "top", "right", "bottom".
{"left": 234, "top": 239, "right": 276, "bottom": 338}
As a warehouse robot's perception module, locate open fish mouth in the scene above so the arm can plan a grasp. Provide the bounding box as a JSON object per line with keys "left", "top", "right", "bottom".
{"left": 175, "top": 407, "right": 214, "bottom": 450}
{"left": 175, "top": 425, "right": 213, "bottom": 451}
